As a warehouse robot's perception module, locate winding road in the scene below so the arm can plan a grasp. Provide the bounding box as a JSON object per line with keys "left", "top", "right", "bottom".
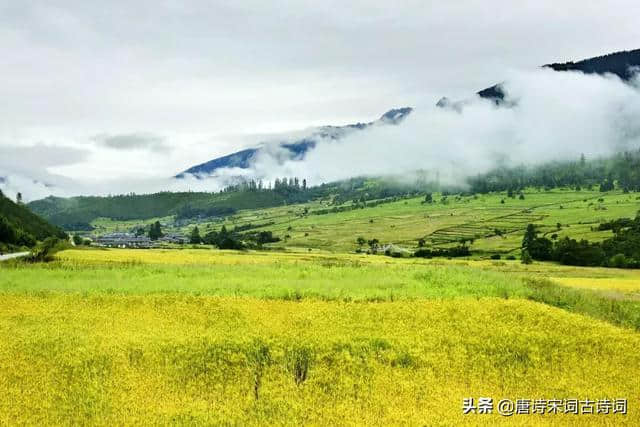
{"left": 0, "top": 252, "right": 29, "bottom": 262}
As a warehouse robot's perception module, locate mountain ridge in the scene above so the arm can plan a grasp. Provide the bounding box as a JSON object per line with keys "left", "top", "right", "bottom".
{"left": 175, "top": 107, "right": 413, "bottom": 179}
{"left": 473, "top": 48, "right": 640, "bottom": 104}
{"left": 178, "top": 49, "right": 640, "bottom": 179}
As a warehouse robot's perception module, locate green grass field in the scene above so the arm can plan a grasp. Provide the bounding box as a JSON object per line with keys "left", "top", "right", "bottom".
{"left": 83, "top": 189, "right": 640, "bottom": 259}
{"left": 170, "top": 189, "right": 639, "bottom": 254}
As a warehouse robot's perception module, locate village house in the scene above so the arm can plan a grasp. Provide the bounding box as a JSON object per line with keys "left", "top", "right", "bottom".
{"left": 95, "top": 232, "right": 152, "bottom": 248}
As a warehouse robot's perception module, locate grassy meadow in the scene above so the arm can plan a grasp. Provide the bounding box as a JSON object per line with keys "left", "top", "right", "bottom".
{"left": 171, "top": 188, "right": 640, "bottom": 254}
{"left": 2, "top": 248, "right": 640, "bottom": 424}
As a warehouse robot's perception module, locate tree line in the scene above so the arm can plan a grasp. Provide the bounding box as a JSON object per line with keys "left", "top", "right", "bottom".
{"left": 221, "top": 177, "right": 307, "bottom": 193}
{"left": 187, "top": 225, "right": 281, "bottom": 250}
{"left": 467, "top": 151, "right": 640, "bottom": 194}
{"left": 521, "top": 215, "right": 640, "bottom": 268}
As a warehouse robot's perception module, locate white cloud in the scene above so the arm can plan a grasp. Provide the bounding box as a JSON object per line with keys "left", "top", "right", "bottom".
{"left": 235, "top": 68, "right": 640, "bottom": 187}
{"left": 4, "top": 69, "right": 640, "bottom": 201}
{"left": 2, "top": 1, "right": 640, "bottom": 200}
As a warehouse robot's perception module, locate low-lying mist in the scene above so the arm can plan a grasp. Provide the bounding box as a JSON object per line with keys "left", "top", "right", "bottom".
{"left": 2, "top": 67, "right": 640, "bottom": 202}
{"left": 258, "top": 68, "right": 640, "bottom": 187}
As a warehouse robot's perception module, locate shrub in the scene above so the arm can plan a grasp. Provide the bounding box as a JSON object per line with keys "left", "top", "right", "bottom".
{"left": 609, "top": 253, "right": 628, "bottom": 268}
{"left": 256, "top": 231, "right": 280, "bottom": 245}
{"left": 27, "top": 237, "right": 63, "bottom": 263}
{"left": 414, "top": 246, "right": 470, "bottom": 258}
{"left": 286, "top": 346, "right": 313, "bottom": 386}
{"left": 16, "top": 230, "right": 36, "bottom": 247}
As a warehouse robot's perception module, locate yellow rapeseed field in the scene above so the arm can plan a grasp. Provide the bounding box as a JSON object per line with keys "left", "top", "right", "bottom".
{"left": 1, "top": 296, "right": 639, "bottom": 425}
{"left": 2, "top": 249, "right": 640, "bottom": 425}
{"left": 552, "top": 277, "right": 640, "bottom": 296}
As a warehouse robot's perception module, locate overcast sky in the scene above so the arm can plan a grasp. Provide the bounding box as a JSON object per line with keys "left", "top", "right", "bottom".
{"left": 1, "top": 0, "right": 639, "bottom": 185}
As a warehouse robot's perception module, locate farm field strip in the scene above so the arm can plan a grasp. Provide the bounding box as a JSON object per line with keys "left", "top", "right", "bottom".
{"left": 552, "top": 277, "right": 640, "bottom": 295}
{"left": 2, "top": 292, "right": 640, "bottom": 424}
{"left": 3, "top": 244, "right": 640, "bottom": 424}
{"left": 424, "top": 209, "right": 547, "bottom": 246}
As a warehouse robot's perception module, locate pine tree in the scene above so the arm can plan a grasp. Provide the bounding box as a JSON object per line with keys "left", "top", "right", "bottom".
{"left": 148, "top": 221, "right": 163, "bottom": 240}
{"left": 522, "top": 224, "right": 537, "bottom": 250}
{"left": 190, "top": 226, "right": 201, "bottom": 244}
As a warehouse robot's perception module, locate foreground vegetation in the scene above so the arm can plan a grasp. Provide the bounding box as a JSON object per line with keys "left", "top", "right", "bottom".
{"left": 2, "top": 249, "right": 640, "bottom": 424}
{"left": 6, "top": 174, "right": 640, "bottom": 424}
{"left": 2, "top": 296, "right": 638, "bottom": 425}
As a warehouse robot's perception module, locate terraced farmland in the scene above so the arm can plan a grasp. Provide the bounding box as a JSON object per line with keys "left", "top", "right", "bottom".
{"left": 164, "top": 189, "right": 640, "bottom": 254}
{"left": 423, "top": 209, "right": 546, "bottom": 246}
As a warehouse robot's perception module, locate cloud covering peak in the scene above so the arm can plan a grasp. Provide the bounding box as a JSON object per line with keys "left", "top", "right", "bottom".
{"left": 3, "top": 68, "right": 640, "bottom": 201}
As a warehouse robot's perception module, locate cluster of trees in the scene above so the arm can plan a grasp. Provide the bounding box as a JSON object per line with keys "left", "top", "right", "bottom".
{"left": 273, "top": 177, "right": 307, "bottom": 191}
{"left": 221, "top": 177, "right": 308, "bottom": 193}
{"left": 148, "top": 221, "right": 163, "bottom": 240}
{"left": 0, "top": 215, "right": 36, "bottom": 248}
{"left": 331, "top": 178, "right": 423, "bottom": 206}
{"left": 188, "top": 225, "right": 281, "bottom": 250}
{"left": 413, "top": 246, "right": 470, "bottom": 258}
{"left": 176, "top": 205, "right": 236, "bottom": 220}
{"left": 355, "top": 237, "right": 380, "bottom": 253}
{"left": 521, "top": 218, "right": 640, "bottom": 268}
{"left": 27, "top": 237, "right": 64, "bottom": 263}
{"left": 230, "top": 221, "right": 275, "bottom": 232}
{"left": 130, "top": 221, "right": 165, "bottom": 241}
{"left": 355, "top": 236, "right": 471, "bottom": 259}
{"left": 597, "top": 218, "right": 634, "bottom": 233}
{"left": 313, "top": 195, "right": 412, "bottom": 216}
{"left": 0, "top": 190, "right": 66, "bottom": 250}
{"left": 72, "top": 234, "right": 92, "bottom": 246}
{"left": 467, "top": 151, "right": 640, "bottom": 194}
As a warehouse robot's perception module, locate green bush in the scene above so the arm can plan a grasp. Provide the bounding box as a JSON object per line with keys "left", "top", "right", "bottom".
{"left": 609, "top": 253, "right": 628, "bottom": 268}
{"left": 27, "top": 237, "right": 65, "bottom": 263}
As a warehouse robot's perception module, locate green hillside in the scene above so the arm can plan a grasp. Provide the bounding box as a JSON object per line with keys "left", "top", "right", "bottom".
{"left": 27, "top": 178, "right": 423, "bottom": 230}
{"left": 28, "top": 151, "right": 640, "bottom": 232}
{"left": 28, "top": 191, "right": 306, "bottom": 230}
{"left": 0, "top": 191, "right": 67, "bottom": 248}
{"left": 185, "top": 188, "right": 639, "bottom": 254}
